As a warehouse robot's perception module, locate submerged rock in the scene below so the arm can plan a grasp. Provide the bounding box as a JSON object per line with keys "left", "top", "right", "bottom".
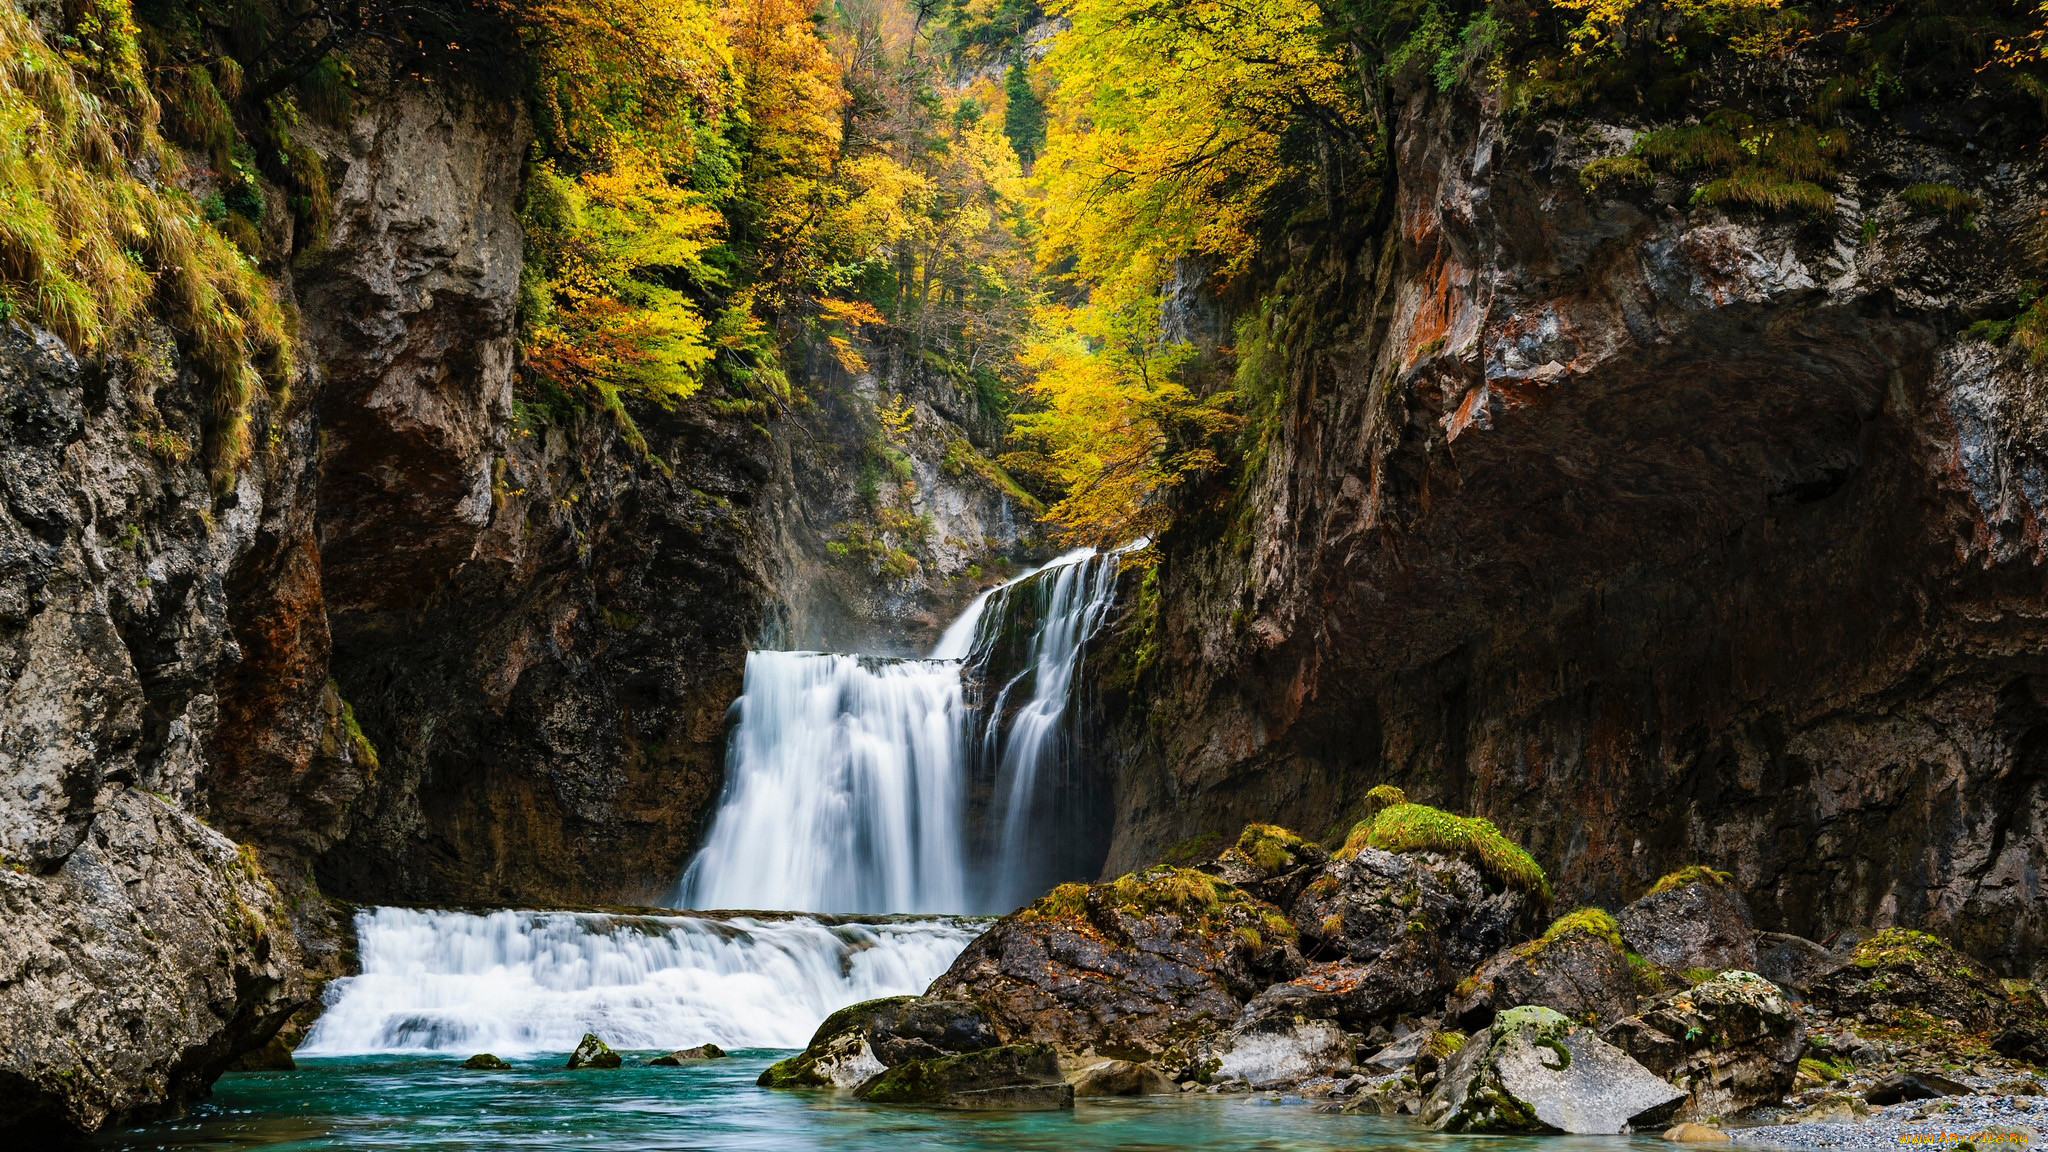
{"left": 1421, "top": 1005, "right": 1685, "bottom": 1134}
{"left": 649, "top": 1044, "right": 726, "bottom": 1065}
{"left": 461, "top": 1053, "right": 511, "bottom": 1070}
{"left": 1618, "top": 869, "right": 1758, "bottom": 977}
{"left": 758, "top": 996, "right": 998, "bottom": 1089}
{"left": 854, "top": 1043, "right": 1074, "bottom": 1110}
{"left": 1601, "top": 970, "right": 1804, "bottom": 1122}
{"left": 566, "top": 1034, "right": 621, "bottom": 1070}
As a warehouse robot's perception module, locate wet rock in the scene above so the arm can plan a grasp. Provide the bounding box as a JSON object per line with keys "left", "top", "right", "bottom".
{"left": 758, "top": 996, "right": 998, "bottom": 1089}
{"left": 1066, "top": 1059, "right": 1176, "bottom": 1096}
{"left": 1238, "top": 953, "right": 1441, "bottom": 1033}
{"left": 854, "top": 1043, "right": 1073, "bottom": 1110}
{"left": 1665, "top": 1121, "right": 1732, "bottom": 1142}
{"left": 925, "top": 868, "right": 1299, "bottom": 1062}
{"left": 461, "top": 1054, "right": 511, "bottom": 1070}
{"left": 1602, "top": 971, "right": 1804, "bottom": 1122}
{"left": 566, "top": 1034, "right": 621, "bottom": 1069}
{"left": 234, "top": 1036, "right": 298, "bottom": 1072}
{"left": 1344, "top": 1073, "right": 1425, "bottom": 1115}
{"left": 649, "top": 1044, "right": 726, "bottom": 1065}
{"left": 1365, "top": 1031, "right": 1429, "bottom": 1070}
{"left": 1422, "top": 1006, "right": 1686, "bottom": 1134}
{"left": 1619, "top": 869, "right": 1758, "bottom": 976}
{"left": 1292, "top": 846, "right": 1532, "bottom": 979}
{"left": 1810, "top": 930, "right": 2010, "bottom": 1033}
{"left": 1452, "top": 909, "right": 1644, "bottom": 1029}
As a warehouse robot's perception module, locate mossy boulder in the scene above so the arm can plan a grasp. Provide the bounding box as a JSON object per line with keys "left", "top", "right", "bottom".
{"left": 757, "top": 996, "right": 999, "bottom": 1089}
{"left": 565, "top": 1033, "right": 620, "bottom": 1069}
{"left": 1810, "top": 928, "right": 2008, "bottom": 1033}
{"left": 1451, "top": 908, "right": 1643, "bottom": 1030}
{"left": 1422, "top": 1005, "right": 1685, "bottom": 1134}
{"left": 460, "top": 1053, "right": 511, "bottom": 1070}
{"left": 1284, "top": 842, "right": 1535, "bottom": 1030}
{"left": 1619, "top": 867, "right": 1757, "bottom": 976}
{"left": 853, "top": 1043, "right": 1073, "bottom": 1110}
{"left": 1336, "top": 802, "right": 1551, "bottom": 906}
{"left": 1600, "top": 970, "right": 1804, "bottom": 1122}
{"left": 925, "top": 867, "right": 1300, "bottom": 1064}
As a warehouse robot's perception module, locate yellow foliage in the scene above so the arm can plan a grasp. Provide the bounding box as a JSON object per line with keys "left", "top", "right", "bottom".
{"left": 0, "top": 0, "right": 286, "bottom": 485}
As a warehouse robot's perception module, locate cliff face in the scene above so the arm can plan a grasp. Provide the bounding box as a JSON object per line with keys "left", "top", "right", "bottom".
{"left": 0, "top": 15, "right": 1027, "bottom": 1130}
{"left": 1103, "top": 72, "right": 2048, "bottom": 978}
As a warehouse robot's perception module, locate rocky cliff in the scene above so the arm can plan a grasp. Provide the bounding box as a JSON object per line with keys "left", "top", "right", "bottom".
{"left": 0, "top": 8, "right": 1029, "bottom": 1131}
{"left": 1101, "top": 61, "right": 2048, "bottom": 978}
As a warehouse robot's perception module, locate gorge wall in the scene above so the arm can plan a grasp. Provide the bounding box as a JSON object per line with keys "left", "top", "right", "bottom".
{"left": 0, "top": 9, "right": 1029, "bottom": 1130}
{"left": 1100, "top": 64, "right": 2048, "bottom": 980}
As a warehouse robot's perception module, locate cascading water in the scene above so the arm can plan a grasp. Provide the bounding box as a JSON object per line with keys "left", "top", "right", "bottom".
{"left": 301, "top": 907, "right": 981, "bottom": 1055}
{"left": 677, "top": 546, "right": 1127, "bottom": 915}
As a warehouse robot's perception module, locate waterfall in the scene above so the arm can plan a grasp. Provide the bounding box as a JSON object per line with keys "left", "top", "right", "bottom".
{"left": 678, "top": 547, "right": 1126, "bottom": 915}
{"left": 299, "top": 907, "right": 981, "bottom": 1056}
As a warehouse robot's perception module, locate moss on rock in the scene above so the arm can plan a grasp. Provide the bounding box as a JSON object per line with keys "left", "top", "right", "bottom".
{"left": 1647, "top": 865, "right": 1734, "bottom": 896}
{"left": 1338, "top": 803, "right": 1551, "bottom": 905}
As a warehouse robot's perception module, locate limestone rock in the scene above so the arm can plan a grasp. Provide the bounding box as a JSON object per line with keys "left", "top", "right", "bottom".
{"left": 1754, "top": 933, "right": 1839, "bottom": 996}
{"left": 1452, "top": 910, "right": 1644, "bottom": 1029}
{"left": 1783, "top": 1094, "right": 1871, "bottom": 1124}
{"left": 1602, "top": 971, "right": 1804, "bottom": 1122}
{"left": 1619, "top": 872, "right": 1758, "bottom": 976}
{"left": 566, "top": 1034, "right": 621, "bottom": 1070}
{"left": 1422, "top": 1006, "right": 1686, "bottom": 1134}
{"left": 1066, "top": 1059, "right": 1176, "bottom": 1096}
{"left": 1192, "top": 1019, "right": 1354, "bottom": 1086}
{"left": 924, "top": 868, "right": 1299, "bottom": 1062}
{"left": 649, "top": 1043, "right": 726, "bottom": 1065}
{"left": 758, "top": 996, "right": 998, "bottom": 1089}
{"left": 1665, "top": 1122, "right": 1732, "bottom": 1142}
{"left": 461, "top": 1054, "right": 511, "bottom": 1070}
{"left": 854, "top": 1043, "right": 1074, "bottom": 1110}
{"left": 1344, "top": 1073, "right": 1425, "bottom": 1115}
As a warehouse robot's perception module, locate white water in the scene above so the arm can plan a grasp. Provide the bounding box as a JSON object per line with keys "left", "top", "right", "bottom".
{"left": 677, "top": 547, "right": 1124, "bottom": 915}
{"left": 300, "top": 907, "right": 981, "bottom": 1056}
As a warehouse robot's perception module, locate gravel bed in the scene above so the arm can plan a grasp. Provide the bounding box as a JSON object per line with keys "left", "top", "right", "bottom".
{"left": 1731, "top": 1094, "right": 2047, "bottom": 1150}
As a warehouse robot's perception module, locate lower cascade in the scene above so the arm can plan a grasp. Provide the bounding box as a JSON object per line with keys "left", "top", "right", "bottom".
{"left": 300, "top": 907, "right": 981, "bottom": 1055}
{"left": 679, "top": 546, "right": 1127, "bottom": 915}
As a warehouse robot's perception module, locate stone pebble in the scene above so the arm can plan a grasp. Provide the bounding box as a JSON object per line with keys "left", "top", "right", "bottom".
{"left": 1731, "top": 1094, "right": 2046, "bottom": 1150}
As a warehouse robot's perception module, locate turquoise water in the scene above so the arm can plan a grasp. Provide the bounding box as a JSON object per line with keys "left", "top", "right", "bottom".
{"left": 96, "top": 1053, "right": 1668, "bottom": 1152}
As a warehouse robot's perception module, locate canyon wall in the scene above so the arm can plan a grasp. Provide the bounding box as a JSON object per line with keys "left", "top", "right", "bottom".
{"left": 1101, "top": 71, "right": 2048, "bottom": 979}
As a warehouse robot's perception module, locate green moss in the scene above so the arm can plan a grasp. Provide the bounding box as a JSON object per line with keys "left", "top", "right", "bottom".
{"left": 1364, "top": 784, "right": 1407, "bottom": 812}
{"left": 1227, "top": 823, "right": 1305, "bottom": 872}
{"left": 1899, "top": 182, "right": 1981, "bottom": 220}
{"left": 1580, "top": 155, "right": 1651, "bottom": 192}
{"left": 1161, "top": 831, "right": 1225, "bottom": 866}
{"left": 1018, "top": 882, "right": 1091, "bottom": 923}
{"left": 1636, "top": 110, "right": 1847, "bottom": 218}
{"left": 1799, "top": 1056, "right": 1845, "bottom": 1083}
{"left": 1338, "top": 803, "right": 1551, "bottom": 905}
{"left": 1851, "top": 927, "right": 1952, "bottom": 969}
{"left": 1537, "top": 907, "right": 1623, "bottom": 950}
{"left": 1647, "top": 864, "right": 1734, "bottom": 896}
{"left": 1426, "top": 1030, "right": 1467, "bottom": 1062}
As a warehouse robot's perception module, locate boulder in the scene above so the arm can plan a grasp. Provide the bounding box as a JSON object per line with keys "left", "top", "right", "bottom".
{"left": 1754, "top": 932, "right": 1838, "bottom": 995}
{"left": 461, "top": 1053, "right": 511, "bottom": 1070}
{"left": 1190, "top": 1018, "right": 1354, "bottom": 1086}
{"left": 1344, "top": 1073, "right": 1425, "bottom": 1115}
{"left": 1451, "top": 909, "right": 1645, "bottom": 1029}
{"left": 1601, "top": 971, "right": 1804, "bottom": 1122}
{"left": 1664, "top": 1122, "right": 1732, "bottom": 1142}
{"left": 924, "top": 867, "right": 1300, "bottom": 1063}
{"left": 1810, "top": 929, "right": 2010, "bottom": 1032}
{"left": 649, "top": 1044, "right": 726, "bottom": 1065}
{"left": 1618, "top": 869, "right": 1758, "bottom": 976}
{"left": 1291, "top": 845, "right": 1533, "bottom": 985}
{"left": 758, "top": 996, "right": 1000, "bottom": 1089}
{"left": 1864, "top": 1072, "right": 1968, "bottom": 1105}
{"left": 1209, "top": 823, "right": 1331, "bottom": 908}
{"left": 1421, "top": 1005, "right": 1686, "bottom": 1134}
{"left": 566, "top": 1034, "right": 621, "bottom": 1069}
{"left": 854, "top": 1043, "right": 1074, "bottom": 1110}
{"left": 1237, "top": 949, "right": 1444, "bottom": 1033}
{"left": 1066, "top": 1059, "right": 1176, "bottom": 1096}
